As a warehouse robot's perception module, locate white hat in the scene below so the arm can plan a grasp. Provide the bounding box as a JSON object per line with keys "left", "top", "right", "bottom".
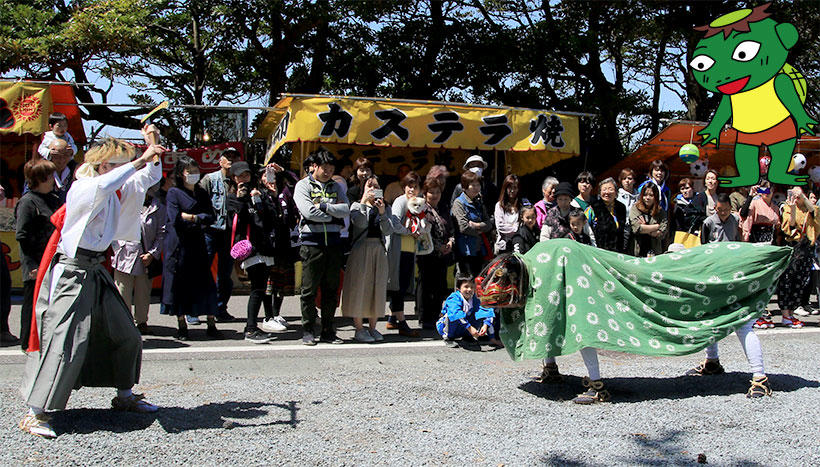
{"left": 463, "top": 155, "right": 487, "bottom": 170}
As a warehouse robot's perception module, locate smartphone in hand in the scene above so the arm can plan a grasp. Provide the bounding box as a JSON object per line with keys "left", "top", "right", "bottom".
{"left": 372, "top": 189, "right": 383, "bottom": 199}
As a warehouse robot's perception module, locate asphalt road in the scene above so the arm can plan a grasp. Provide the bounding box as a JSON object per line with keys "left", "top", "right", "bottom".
{"left": 1, "top": 295, "right": 819, "bottom": 465}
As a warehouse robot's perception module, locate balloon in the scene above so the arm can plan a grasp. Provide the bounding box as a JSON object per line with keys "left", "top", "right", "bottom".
{"left": 788, "top": 153, "right": 806, "bottom": 173}
{"left": 678, "top": 144, "right": 700, "bottom": 164}
{"left": 759, "top": 156, "right": 771, "bottom": 175}
{"left": 809, "top": 165, "right": 820, "bottom": 183}
{"left": 690, "top": 158, "right": 709, "bottom": 177}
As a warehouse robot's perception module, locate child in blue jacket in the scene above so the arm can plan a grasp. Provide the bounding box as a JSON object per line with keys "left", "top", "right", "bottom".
{"left": 437, "top": 275, "right": 502, "bottom": 348}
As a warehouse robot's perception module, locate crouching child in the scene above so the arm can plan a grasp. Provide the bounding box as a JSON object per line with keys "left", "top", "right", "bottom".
{"left": 437, "top": 275, "right": 502, "bottom": 348}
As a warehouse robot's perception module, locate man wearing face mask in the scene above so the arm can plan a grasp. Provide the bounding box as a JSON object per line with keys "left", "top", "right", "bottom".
{"left": 450, "top": 155, "right": 498, "bottom": 221}
{"left": 198, "top": 148, "right": 242, "bottom": 323}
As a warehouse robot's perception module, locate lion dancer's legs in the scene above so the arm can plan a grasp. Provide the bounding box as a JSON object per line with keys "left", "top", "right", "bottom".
{"left": 542, "top": 348, "right": 608, "bottom": 404}
{"left": 572, "top": 348, "right": 608, "bottom": 404}
{"left": 686, "top": 319, "right": 770, "bottom": 397}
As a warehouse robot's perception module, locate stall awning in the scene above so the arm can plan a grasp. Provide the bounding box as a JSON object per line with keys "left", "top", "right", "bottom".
{"left": 255, "top": 94, "right": 581, "bottom": 175}
{"left": 600, "top": 121, "right": 820, "bottom": 185}
{"left": 0, "top": 81, "right": 87, "bottom": 145}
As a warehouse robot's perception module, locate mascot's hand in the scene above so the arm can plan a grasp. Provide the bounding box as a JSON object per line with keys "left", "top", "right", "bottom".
{"left": 698, "top": 124, "right": 721, "bottom": 147}
{"left": 796, "top": 116, "right": 818, "bottom": 136}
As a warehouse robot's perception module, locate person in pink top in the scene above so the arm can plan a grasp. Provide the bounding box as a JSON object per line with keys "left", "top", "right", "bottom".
{"left": 534, "top": 176, "right": 558, "bottom": 229}
{"left": 738, "top": 180, "right": 780, "bottom": 329}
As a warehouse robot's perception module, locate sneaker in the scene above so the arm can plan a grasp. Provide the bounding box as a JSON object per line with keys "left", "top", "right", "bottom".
{"left": 782, "top": 316, "right": 804, "bottom": 328}
{"left": 273, "top": 316, "right": 289, "bottom": 327}
{"left": 302, "top": 333, "right": 317, "bottom": 346}
{"left": 811, "top": 307, "right": 820, "bottom": 316}
{"left": 753, "top": 317, "right": 773, "bottom": 329}
{"left": 793, "top": 306, "right": 810, "bottom": 316}
{"left": 214, "top": 312, "right": 236, "bottom": 323}
{"left": 746, "top": 375, "right": 772, "bottom": 398}
{"left": 354, "top": 329, "right": 375, "bottom": 343}
{"left": 186, "top": 315, "right": 201, "bottom": 325}
{"left": 385, "top": 319, "right": 399, "bottom": 330}
{"left": 572, "top": 377, "right": 611, "bottom": 404}
{"left": 206, "top": 326, "right": 223, "bottom": 339}
{"left": 19, "top": 413, "right": 57, "bottom": 438}
{"left": 685, "top": 359, "right": 725, "bottom": 376}
{"left": 320, "top": 333, "right": 344, "bottom": 344}
{"left": 443, "top": 339, "right": 458, "bottom": 348}
{"left": 368, "top": 328, "right": 384, "bottom": 342}
{"left": 261, "top": 318, "right": 287, "bottom": 333}
{"left": 111, "top": 393, "right": 158, "bottom": 413}
{"left": 245, "top": 330, "right": 274, "bottom": 344}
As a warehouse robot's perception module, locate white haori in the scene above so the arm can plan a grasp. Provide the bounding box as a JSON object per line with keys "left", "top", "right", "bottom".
{"left": 59, "top": 161, "right": 162, "bottom": 258}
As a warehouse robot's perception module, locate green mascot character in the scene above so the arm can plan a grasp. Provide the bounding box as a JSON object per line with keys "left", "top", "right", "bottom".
{"left": 690, "top": 2, "right": 817, "bottom": 187}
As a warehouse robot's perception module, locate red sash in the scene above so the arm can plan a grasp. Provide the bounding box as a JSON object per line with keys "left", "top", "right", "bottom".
{"left": 27, "top": 205, "right": 66, "bottom": 352}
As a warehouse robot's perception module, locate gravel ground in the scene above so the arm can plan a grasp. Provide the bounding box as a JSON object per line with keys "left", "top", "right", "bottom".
{"left": 1, "top": 325, "right": 819, "bottom": 466}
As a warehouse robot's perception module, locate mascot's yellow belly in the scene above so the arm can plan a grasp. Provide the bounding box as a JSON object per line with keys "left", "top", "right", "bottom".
{"left": 730, "top": 77, "right": 790, "bottom": 133}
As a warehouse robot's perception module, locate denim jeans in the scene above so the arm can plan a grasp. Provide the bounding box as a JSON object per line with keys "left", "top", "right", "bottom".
{"left": 205, "top": 228, "right": 234, "bottom": 315}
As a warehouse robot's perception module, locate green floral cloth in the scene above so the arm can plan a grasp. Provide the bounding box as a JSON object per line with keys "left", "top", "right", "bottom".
{"left": 498, "top": 239, "right": 792, "bottom": 361}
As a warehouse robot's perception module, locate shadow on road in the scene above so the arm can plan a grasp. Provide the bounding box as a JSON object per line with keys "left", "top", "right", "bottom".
{"left": 56, "top": 400, "right": 300, "bottom": 435}
{"left": 519, "top": 372, "right": 819, "bottom": 402}
{"left": 540, "top": 429, "right": 766, "bottom": 465}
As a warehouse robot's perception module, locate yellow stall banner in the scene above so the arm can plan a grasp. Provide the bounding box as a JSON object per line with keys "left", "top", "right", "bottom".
{"left": 264, "top": 96, "right": 580, "bottom": 175}
{"left": 0, "top": 82, "right": 52, "bottom": 136}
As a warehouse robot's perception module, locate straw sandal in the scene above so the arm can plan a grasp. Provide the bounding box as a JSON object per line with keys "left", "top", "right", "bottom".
{"left": 746, "top": 376, "right": 772, "bottom": 399}
{"left": 572, "top": 377, "right": 611, "bottom": 404}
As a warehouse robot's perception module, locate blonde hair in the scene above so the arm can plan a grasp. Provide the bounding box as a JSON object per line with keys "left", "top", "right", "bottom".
{"left": 76, "top": 137, "right": 135, "bottom": 178}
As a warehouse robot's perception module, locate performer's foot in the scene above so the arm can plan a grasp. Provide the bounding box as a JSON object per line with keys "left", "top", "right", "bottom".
{"left": 487, "top": 338, "right": 504, "bottom": 349}
{"left": 443, "top": 339, "right": 459, "bottom": 348}
{"left": 539, "top": 362, "right": 563, "bottom": 384}
{"left": 176, "top": 325, "right": 188, "bottom": 341}
{"left": 746, "top": 376, "right": 772, "bottom": 398}
{"left": 19, "top": 412, "right": 57, "bottom": 439}
{"left": 112, "top": 393, "right": 159, "bottom": 413}
{"left": 684, "top": 359, "right": 725, "bottom": 376}
{"left": 572, "top": 377, "right": 611, "bottom": 404}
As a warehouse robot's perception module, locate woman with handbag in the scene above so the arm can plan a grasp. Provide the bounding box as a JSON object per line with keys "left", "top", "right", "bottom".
{"left": 228, "top": 162, "right": 289, "bottom": 343}
{"left": 343, "top": 176, "right": 397, "bottom": 342}
{"left": 416, "top": 178, "right": 455, "bottom": 329}
{"left": 671, "top": 178, "right": 707, "bottom": 248}
{"left": 163, "top": 156, "right": 221, "bottom": 340}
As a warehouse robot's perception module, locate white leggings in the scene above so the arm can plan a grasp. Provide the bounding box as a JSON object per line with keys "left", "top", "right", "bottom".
{"left": 704, "top": 319, "right": 765, "bottom": 377}
{"left": 544, "top": 347, "right": 600, "bottom": 381}
{"left": 543, "top": 319, "right": 765, "bottom": 380}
